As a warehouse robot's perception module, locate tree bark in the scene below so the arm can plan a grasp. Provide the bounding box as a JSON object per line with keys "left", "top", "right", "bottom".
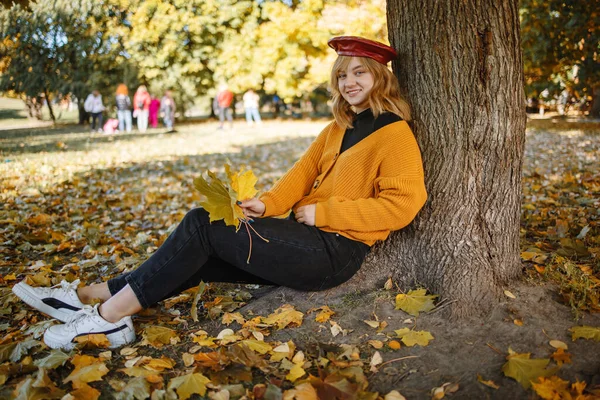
{"left": 355, "top": 0, "right": 527, "bottom": 317}
{"left": 44, "top": 89, "right": 56, "bottom": 123}
{"left": 591, "top": 86, "right": 600, "bottom": 118}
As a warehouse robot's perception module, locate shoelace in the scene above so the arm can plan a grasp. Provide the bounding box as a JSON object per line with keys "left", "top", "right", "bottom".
{"left": 65, "top": 304, "right": 96, "bottom": 326}
{"left": 51, "top": 279, "right": 81, "bottom": 293}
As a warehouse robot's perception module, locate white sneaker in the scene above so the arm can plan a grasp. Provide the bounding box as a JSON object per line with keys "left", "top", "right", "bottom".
{"left": 12, "top": 280, "right": 85, "bottom": 322}
{"left": 44, "top": 304, "right": 135, "bottom": 350}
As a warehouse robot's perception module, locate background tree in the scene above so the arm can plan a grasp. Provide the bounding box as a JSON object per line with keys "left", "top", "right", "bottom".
{"left": 346, "top": 0, "right": 526, "bottom": 317}
{"left": 520, "top": 0, "right": 600, "bottom": 116}
{"left": 0, "top": 0, "right": 131, "bottom": 123}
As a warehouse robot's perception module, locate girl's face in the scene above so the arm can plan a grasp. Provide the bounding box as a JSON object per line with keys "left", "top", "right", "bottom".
{"left": 337, "top": 57, "right": 374, "bottom": 113}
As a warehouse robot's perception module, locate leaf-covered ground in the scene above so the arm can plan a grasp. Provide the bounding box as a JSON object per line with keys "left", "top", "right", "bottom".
{"left": 0, "top": 118, "right": 599, "bottom": 399}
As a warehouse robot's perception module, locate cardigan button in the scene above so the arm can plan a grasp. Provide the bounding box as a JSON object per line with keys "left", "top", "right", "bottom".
{"left": 313, "top": 180, "right": 320, "bottom": 189}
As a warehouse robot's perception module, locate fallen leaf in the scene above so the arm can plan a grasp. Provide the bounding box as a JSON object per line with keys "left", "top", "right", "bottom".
{"left": 395, "top": 328, "right": 434, "bottom": 347}
{"left": 384, "top": 278, "right": 393, "bottom": 290}
{"left": 384, "top": 390, "right": 406, "bottom": 400}
{"left": 142, "top": 326, "right": 178, "bottom": 348}
{"left": 222, "top": 311, "right": 245, "bottom": 325}
{"left": 363, "top": 320, "right": 379, "bottom": 329}
{"left": 395, "top": 289, "right": 437, "bottom": 316}
{"left": 368, "top": 340, "right": 383, "bottom": 349}
{"left": 64, "top": 362, "right": 109, "bottom": 386}
{"left": 570, "top": 326, "right": 600, "bottom": 341}
{"left": 286, "top": 363, "right": 306, "bottom": 382}
{"left": 369, "top": 351, "right": 383, "bottom": 372}
{"left": 240, "top": 339, "right": 272, "bottom": 355}
{"left": 550, "top": 348, "right": 572, "bottom": 366}
{"left": 167, "top": 373, "right": 211, "bottom": 399}
{"left": 531, "top": 376, "right": 571, "bottom": 400}
{"left": 549, "top": 340, "right": 568, "bottom": 350}
{"left": 501, "top": 351, "right": 558, "bottom": 389}
{"left": 504, "top": 290, "right": 516, "bottom": 299}
{"left": 74, "top": 334, "right": 111, "bottom": 348}
{"left": 262, "top": 305, "right": 304, "bottom": 329}
{"left": 34, "top": 349, "right": 70, "bottom": 369}
{"left": 116, "top": 376, "right": 151, "bottom": 400}
{"left": 190, "top": 281, "right": 206, "bottom": 323}
{"left": 477, "top": 374, "right": 499, "bottom": 389}
{"left": 283, "top": 382, "right": 318, "bottom": 400}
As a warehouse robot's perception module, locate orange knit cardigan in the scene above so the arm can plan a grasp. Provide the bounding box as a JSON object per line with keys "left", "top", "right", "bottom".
{"left": 259, "top": 120, "right": 427, "bottom": 246}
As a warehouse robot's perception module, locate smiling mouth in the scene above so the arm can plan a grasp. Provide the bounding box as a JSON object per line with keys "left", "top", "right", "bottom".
{"left": 346, "top": 89, "right": 361, "bottom": 96}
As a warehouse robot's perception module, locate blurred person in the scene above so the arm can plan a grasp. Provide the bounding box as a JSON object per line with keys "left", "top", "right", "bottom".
{"left": 115, "top": 84, "right": 132, "bottom": 133}
{"left": 103, "top": 118, "right": 119, "bottom": 134}
{"left": 12, "top": 36, "right": 426, "bottom": 351}
{"left": 149, "top": 95, "right": 161, "bottom": 128}
{"left": 84, "top": 90, "right": 105, "bottom": 132}
{"left": 160, "top": 90, "right": 176, "bottom": 132}
{"left": 216, "top": 84, "right": 234, "bottom": 129}
{"left": 133, "top": 85, "right": 151, "bottom": 132}
{"left": 243, "top": 89, "right": 262, "bottom": 126}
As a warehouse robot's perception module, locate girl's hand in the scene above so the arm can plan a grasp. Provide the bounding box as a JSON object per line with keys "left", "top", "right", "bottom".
{"left": 238, "top": 198, "right": 266, "bottom": 218}
{"left": 295, "top": 204, "right": 316, "bottom": 226}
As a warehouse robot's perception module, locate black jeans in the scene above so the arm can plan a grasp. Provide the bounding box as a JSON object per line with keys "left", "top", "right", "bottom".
{"left": 90, "top": 112, "right": 103, "bottom": 130}
{"left": 107, "top": 208, "right": 370, "bottom": 308}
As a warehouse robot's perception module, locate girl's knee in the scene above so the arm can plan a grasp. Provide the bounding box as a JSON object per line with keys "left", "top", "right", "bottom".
{"left": 184, "top": 208, "right": 210, "bottom": 226}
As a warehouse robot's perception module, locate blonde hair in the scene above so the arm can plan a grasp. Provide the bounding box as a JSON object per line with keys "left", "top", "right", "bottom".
{"left": 330, "top": 56, "right": 411, "bottom": 129}
{"left": 116, "top": 84, "right": 128, "bottom": 95}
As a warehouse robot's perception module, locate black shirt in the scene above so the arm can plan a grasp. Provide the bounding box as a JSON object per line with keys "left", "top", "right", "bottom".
{"left": 340, "top": 109, "right": 402, "bottom": 154}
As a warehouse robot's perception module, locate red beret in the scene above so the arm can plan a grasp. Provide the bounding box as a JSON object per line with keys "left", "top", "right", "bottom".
{"left": 328, "top": 36, "right": 397, "bottom": 65}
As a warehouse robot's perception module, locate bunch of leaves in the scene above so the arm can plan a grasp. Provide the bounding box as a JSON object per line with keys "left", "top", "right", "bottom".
{"left": 193, "top": 164, "right": 268, "bottom": 263}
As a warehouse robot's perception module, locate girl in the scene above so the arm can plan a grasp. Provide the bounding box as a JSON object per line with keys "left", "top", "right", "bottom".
{"left": 115, "top": 84, "right": 132, "bottom": 133}
{"left": 133, "top": 85, "right": 151, "bottom": 132}
{"left": 12, "top": 36, "right": 427, "bottom": 349}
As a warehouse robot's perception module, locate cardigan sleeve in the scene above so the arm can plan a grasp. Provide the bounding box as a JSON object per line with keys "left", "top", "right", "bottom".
{"left": 314, "top": 128, "right": 427, "bottom": 232}
{"left": 259, "top": 122, "right": 333, "bottom": 216}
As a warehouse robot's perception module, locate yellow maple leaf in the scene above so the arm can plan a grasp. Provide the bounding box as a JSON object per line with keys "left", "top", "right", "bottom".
{"left": 283, "top": 382, "right": 318, "bottom": 400}
{"left": 222, "top": 312, "right": 246, "bottom": 325}
{"left": 69, "top": 382, "right": 100, "bottom": 400}
{"left": 395, "top": 289, "right": 437, "bottom": 316}
{"left": 226, "top": 164, "right": 258, "bottom": 201}
{"left": 262, "top": 305, "right": 304, "bottom": 329}
{"left": 142, "top": 326, "right": 178, "bottom": 348}
{"left": 394, "top": 328, "right": 434, "bottom": 346}
{"left": 63, "top": 362, "right": 109, "bottom": 386}
{"left": 570, "top": 326, "right": 600, "bottom": 342}
{"left": 240, "top": 340, "right": 272, "bottom": 355}
{"left": 167, "top": 373, "right": 211, "bottom": 399}
{"left": 550, "top": 348, "right": 572, "bottom": 366}
{"left": 501, "top": 351, "right": 558, "bottom": 389}
{"left": 531, "top": 376, "right": 571, "bottom": 400}
{"left": 142, "top": 357, "right": 176, "bottom": 371}
{"left": 307, "top": 306, "right": 335, "bottom": 323}
{"left": 286, "top": 363, "right": 306, "bottom": 382}
{"left": 74, "top": 334, "right": 111, "bottom": 348}
{"left": 194, "top": 171, "right": 241, "bottom": 229}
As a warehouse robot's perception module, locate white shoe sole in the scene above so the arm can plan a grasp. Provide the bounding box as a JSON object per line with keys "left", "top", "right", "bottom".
{"left": 12, "top": 283, "right": 79, "bottom": 323}
{"left": 43, "top": 322, "right": 136, "bottom": 350}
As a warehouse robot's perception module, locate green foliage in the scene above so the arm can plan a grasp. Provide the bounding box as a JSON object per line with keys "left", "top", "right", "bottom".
{"left": 0, "top": 0, "right": 135, "bottom": 116}
{"left": 520, "top": 1, "right": 600, "bottom": 103}
{"left": 1, "top": 0, "right": 390, "bottom": 114}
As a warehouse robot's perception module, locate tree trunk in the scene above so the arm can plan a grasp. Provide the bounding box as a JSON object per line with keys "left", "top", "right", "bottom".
{"left": 44, "top": 89, "right": 56, "bottom": 123}
{"left": 358, "top": 0, "right": 527, "bottom": 317}
{"left": 591, "top": 86, "right": 600, "bottom": 118}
